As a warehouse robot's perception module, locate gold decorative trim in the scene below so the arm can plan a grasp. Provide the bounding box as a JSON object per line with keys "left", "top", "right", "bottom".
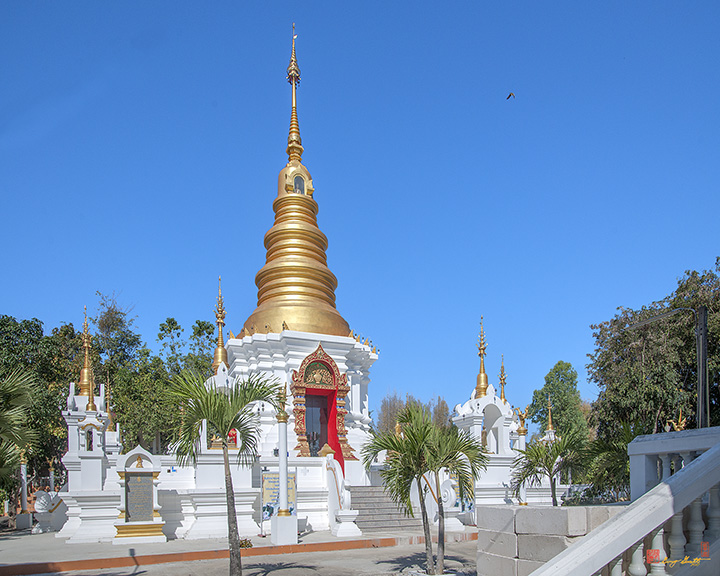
{"left": 115, "top": 522, "right": 165, "bottom": 538}
{"left": 290, "top": 344, "right": 356, "bottom": 461}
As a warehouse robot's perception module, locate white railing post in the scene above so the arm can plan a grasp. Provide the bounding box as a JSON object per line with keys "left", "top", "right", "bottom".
{"left": 648, "top": 527, "right": 667, "bottom": 575}
{"left": 705, "top": 483, "right": 720, "bottom": 542}
{"left": 628, "top": 539, "right": 648, "bottom": 576}
{"left": 686, "top": 496, "right": 706, "bottom": 557}
{"left": 667, "top": 509, "right": 686, "bottom": 562}
{"left": 608, "top": 555, "right": 623, "bottom": 576}
{"left": 659, "top": 454, "right": 672, "bottom": 481}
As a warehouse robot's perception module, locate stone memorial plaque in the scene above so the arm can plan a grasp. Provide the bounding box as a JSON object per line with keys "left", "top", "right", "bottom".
{"left": 126, "top": 472, "right": 153, "bottom": 522}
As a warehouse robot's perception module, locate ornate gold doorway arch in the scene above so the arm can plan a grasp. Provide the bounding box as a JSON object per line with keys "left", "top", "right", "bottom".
{"left": 290, "top": 344, "right": 356, "bottom": 470}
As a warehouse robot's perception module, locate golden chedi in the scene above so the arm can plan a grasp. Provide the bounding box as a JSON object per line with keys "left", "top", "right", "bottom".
{"left": 242, "top": 28, "right": 349, "bottom": 337}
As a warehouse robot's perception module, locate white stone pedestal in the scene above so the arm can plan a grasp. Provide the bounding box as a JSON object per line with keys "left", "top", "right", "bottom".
{"left": 15, "top": 513, "right": 32, "bottom": 530}
{"left": 270, "top": 514, "right": 298, "bottom": 545}
{"left": 112, "top": 521, "right": 167, "bottom": 545}
{"left": 332, "top": 509, "right": 362, "bottom": 537}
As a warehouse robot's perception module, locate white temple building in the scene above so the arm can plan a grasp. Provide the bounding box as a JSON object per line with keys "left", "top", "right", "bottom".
{"left": 50, "top": 34, "right": 564, "bottom": 545}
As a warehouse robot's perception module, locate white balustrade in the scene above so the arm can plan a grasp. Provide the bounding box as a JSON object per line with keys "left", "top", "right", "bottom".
{"left": 705, "top": 485, "right": 720, "bottom": 541}
{"left": 528, "top": 427, "right": 720, "bottom": 576}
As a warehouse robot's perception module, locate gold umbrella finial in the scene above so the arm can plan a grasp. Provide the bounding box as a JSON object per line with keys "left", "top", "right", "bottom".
{"left": 286, "top": 23, "right": 303, "bottom": 162}
{"left": 80, "top": 306, "right": 97, "bottom": 411}
{"left": 211, "top": 276, "right": 229, "bottom": 374}
{"left": 475, "top": 316, "right": 489, "bottom": 398}
{"left": 499, "top": 354, "right": 507, "bottom": 402}
{"left": 546, "top": 395, "right": 554, "bottom": 431}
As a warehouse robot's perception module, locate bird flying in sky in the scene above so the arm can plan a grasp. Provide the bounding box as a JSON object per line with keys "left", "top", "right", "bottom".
{"left": 506, "top": 93, "right": 515, "bottom": 100}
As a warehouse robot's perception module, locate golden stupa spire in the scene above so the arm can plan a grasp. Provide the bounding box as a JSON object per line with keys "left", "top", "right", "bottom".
{"left": 546, "top": 395, "right": 554, "bottom": 431}
{"left": 475, "top": 317, "right": 489, "bottom": 398}
{"left": 79, "top": 306, "right": 97, "bottom": 411}
{"left": 499, "top": 354, "right": 507, "bottom": 402}
{"left": 211, "top": 276, "right": 229, "bottom": 374}
{"left": 241, "top": 27, "right": 349, "bottom": 338}
{"left": 286, "top": 23, "right": 303, "bottom": 162}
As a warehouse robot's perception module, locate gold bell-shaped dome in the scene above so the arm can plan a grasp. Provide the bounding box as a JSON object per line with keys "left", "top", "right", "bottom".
{"left": 242, "top": 26, "right": 349, "bottom": 337}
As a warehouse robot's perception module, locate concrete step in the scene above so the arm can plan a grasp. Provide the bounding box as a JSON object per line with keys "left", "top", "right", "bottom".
{"left": 349, "top": 485, "right": 422, "bottom": 531}
{"left": 356, "top": 519, "right": 424, "bottom": 531}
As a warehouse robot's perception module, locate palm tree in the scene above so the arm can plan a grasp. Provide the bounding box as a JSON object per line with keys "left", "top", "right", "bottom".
{"left": 170, "top": 369, "right": 280, "bottom": 576}
{"left": 362, "top": 403, "right": 487, "bottom": 575}
{"left": 511, "top": 432, "right": 585, "bottom": 506}
{"left": 585, "top": 421, "right": 643, "bottom": 502}
{"left": 426, "top": 424, "right": 487, "bottom": 574}
{"left": 0, "top": 369, "right": 37, "bottom": 486}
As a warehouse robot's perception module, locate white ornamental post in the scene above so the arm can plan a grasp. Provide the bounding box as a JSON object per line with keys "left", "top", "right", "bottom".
{"left": 271, "top": 384, "right": 298, "bottom": 545}
{"left": 515, "top": 407, "right": 528, "bottom": 505}
{"left": 20, "top": 453, "right": 29, "bottom": 513}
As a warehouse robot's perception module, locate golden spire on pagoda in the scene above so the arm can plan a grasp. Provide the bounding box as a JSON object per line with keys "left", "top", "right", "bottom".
{"left": 241, "top": 26, "right": 350, "bottom": 338}
{"left": 498, "top": 354, "right": 507, "bottom": 402}
{"left": 475, "top": 317, "right": 489, "bottom": 398}
{"left": 79, "top": 306, "right": 97, "bottom": 411}
{"left": 211, "top": 276, "right": 229, "bottom": 374}
{"left": 286, "top": 23, "right": 303, "bottom": 162}
{"left": 546, "top": 395, "right": 554, "bottom": 431}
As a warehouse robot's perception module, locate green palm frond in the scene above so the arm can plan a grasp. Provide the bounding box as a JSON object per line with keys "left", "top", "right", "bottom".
{"left": 511, "top": 432, "right": 586, "bottom": 496}
{"left": 169, "top": 369, "right": 280, "bottom": 467}
{"left": 0, "top": 368, "right": 38, "bottom": 456}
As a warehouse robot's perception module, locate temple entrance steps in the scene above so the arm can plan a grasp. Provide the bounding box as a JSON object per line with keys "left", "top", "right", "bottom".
{"left": 349, "top": 486, "right": 424, "bottom": 531}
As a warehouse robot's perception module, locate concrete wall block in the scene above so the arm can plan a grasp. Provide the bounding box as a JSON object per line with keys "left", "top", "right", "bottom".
{"left": 515, "top": 505, "right": 587, "bottom": 536}
{"left": 585, "top": 505, "right": 610, "bottom": 530}
{"left": 476, "top": 505, "right": 517, "bottom": 533}
{"left": 517, "top": 558, "right": 545, "bottom": 576}
{"left": 477, "top": 527, "right": 517, "bottom": 558}
{"left": 517, "top": 534, "right": 572, "bottom": 562}
{"left": 477, "top": 551, "right": 517, "bottom": 576}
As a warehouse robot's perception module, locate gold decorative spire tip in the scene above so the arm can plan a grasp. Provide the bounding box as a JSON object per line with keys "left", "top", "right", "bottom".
{"left": 212, "top": 276, "right": 229, "bottom": 374}
{"left": 286, "top": 22, "right": 303, "bottom": 162}
{"left": 499, "top": 354, "right": 507, "bottom": 402}
{"left": 475, "top": 317, "right": 489, "bottom": 398}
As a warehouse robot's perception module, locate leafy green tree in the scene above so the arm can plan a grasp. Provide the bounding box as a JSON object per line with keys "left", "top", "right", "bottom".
{"left": 529, "top": 361, "right": 589, "bottom": 440}
{"left": 184, "top": 320, "right": 215, "bottom": 376}
{"left": 170, "top": 370, "right": 279, "bottom": 576}
{"left": 158, "top": 317, "right": 185, "bottom": 376}
{"left": 511, "top": 432, "right": 586, "bottom": 506}
{"left": 113, "top": 348, "right": 178, "bottom": 453}
{"left": 92, "top": 291, "right": 141, "bottom": 393}
{"left": 587, "top": 260, "right": 720, "bottom": 437}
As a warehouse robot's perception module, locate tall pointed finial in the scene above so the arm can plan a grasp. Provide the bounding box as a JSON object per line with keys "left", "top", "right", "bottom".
{"left": 499, "top": 354, "right": 507, "bottom": 402}
{"left": 79, "top": 306, "right": 97, "bottom": 411}
{"left": 286, "top": 23, "right": 304, "bottom": 162}
{"left": 475, "top": 316, "right": 489, "bottom": 398}
{"left": 211, "top": 276, "right": 229, "bottom": 374}
{"left": 546, "top": 395, "right": 554, "bottom": 431}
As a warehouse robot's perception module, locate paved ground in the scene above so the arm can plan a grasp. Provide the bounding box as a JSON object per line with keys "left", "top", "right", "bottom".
{"left": 39, "top": 541, "right": 477, "bottom": 576}
{"left": 0, "top": 525, "right": 478, "bottom": 576}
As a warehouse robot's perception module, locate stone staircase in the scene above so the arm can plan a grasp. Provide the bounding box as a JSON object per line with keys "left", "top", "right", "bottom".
{"left": 350, "top": 486, "right": 424, "bottom": 532}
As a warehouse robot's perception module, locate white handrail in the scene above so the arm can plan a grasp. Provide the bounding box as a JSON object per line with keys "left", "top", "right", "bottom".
{"left": 529, "top": 440, "right": 720, "bottom": 576}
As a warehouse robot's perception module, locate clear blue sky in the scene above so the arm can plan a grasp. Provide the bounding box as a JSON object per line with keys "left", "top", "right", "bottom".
{"left": 2, "top": 2, "right": 719, "bottom": 419}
